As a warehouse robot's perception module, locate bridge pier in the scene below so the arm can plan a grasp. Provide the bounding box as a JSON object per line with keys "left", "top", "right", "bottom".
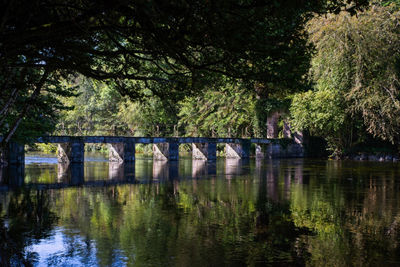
{"left": 225, "top": 141, "right": 250, "bottom": 159}
{"left": 153, "top": 143, "right": 179, "bottom": 161}
{"left": 108, "top": 142, "right": 135, "bottom": 162}
{"left": 57, "top": 142, "right": 85, "bottom": 163}
{"left": 192, "top": 143, "right": 216, "bottom": 161}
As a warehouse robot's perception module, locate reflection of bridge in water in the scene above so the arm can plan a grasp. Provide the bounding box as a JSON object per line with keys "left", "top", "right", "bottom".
{"left": 0, "top": 158, "right": 305, "bottom": 195}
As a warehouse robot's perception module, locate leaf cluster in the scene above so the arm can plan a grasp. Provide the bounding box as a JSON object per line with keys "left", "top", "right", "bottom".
{"left": 291, "top": 4, "right": 400, "bottom": 154}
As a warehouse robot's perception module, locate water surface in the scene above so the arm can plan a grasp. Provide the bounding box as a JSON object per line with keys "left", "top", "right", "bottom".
{"left": 1, "top": 154, "right": 400, "bottom": 266}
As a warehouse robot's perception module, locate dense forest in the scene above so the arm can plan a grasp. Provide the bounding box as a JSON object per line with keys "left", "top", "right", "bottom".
{"left": 1, "top": 0, "right": 400, "bottom": 159}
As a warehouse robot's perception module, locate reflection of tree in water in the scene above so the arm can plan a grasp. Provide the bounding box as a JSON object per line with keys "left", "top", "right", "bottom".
{"left": 290, "top": 161, "right": 400, "bottom": 266}
{"left": 250, "top": 162, "right": 311, "bottom": 266}
{"left": 5, "top": 160, "right": 400, "bottom": 266}
{"left": 46, "top": 174, "right": 309, "bottom": 266}
{"left": 0, "top": 189, "right": 58, "bottom": 266}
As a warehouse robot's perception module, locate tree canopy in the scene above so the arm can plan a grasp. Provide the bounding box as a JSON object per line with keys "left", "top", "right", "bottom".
{"left": 1, "top": 0, "right": 368, "bottom": 83}
{"left": 0, "top": 0, "right": 369, "bottom": 148}
{"left": 290, "top": 3, "right": 400, "bottom": 156}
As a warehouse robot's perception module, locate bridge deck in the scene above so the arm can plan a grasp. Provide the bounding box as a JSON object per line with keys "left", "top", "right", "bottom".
{"left": 34, "top": 136, "right": 273, "bottom": 144}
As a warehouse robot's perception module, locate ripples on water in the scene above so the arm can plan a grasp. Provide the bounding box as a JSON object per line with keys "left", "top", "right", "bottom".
{"left": 1, "top": 153, "right": 400, "bottom": 266}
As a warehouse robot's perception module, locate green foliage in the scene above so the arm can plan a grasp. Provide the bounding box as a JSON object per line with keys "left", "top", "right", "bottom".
{"left": 254, "top": 98, "right": 291, "bottom": 137}
{"left": 290, "top": 89, "right": 351, "bottom": 155}
{"left": 178, "top": 82, "right": 256, "bottom": 137}
{"left": 117, "top": 97, "right": 179, "bottom": 137}
{"left": 0, "top": 0, "right": 369, "bottom": 149}
{"left": 291, "top": 4, "right": 400, "bottom": 155}
{"left": 35, "top": 143, "right": 58, "bottom": 154}
{"left": 382, "top": 0, "right": 400, "bottom": 6}
{"left": 58, "top": 76, "right": 123, "bottom": 135}
{"left": 0, "top": 71, "right": 77, "bottom": 145}
{"left": 57, "top": 75, "right": 179, "bottom": 137}
{"left": 135, "top": 144, "right": 154, "bottom": 155}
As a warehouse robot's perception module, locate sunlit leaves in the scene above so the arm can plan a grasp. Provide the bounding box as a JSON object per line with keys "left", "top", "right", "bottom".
{"left": 291, "top": 3, "right": 400, "bottom": 154}
{"left": 178, "top": 82, "right": 256, "bottom": 137}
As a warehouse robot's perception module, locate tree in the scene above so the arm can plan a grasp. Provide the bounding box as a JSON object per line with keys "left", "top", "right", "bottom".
{"left": 290, "top": 3, "right": 400, "bottom": 155}
{"left": 117, "top": 97, "right": 179, "bottom": 137}
{"left": 58, "top": 75, "right": 123, "bottom": 136}
{"left": 57, "top": 74, "right": 180, "bottom": 137}
{"left": 178, "top": 81, "right": 256, "bottom": 137}
{"left": 0, "top": 0, "right": 368, "bottom": 161}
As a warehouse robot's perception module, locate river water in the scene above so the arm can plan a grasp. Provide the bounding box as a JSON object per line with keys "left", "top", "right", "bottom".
{"left": 1, "top": 153, "right": 400, "bottom": 266}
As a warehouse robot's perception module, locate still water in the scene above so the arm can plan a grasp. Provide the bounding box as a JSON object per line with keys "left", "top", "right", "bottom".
{"left": 1, "top": 153, "right": 400, "bottom": 266}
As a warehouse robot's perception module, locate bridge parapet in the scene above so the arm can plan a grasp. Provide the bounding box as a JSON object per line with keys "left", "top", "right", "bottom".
{"left": 33, "top": 136, "right": 274, "bottom": 144}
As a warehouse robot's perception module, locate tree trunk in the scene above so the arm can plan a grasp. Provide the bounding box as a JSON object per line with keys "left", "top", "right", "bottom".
{"left": 254, "top": 84, "right": 269, "bottom": 138}
{"left": 283, "top": 119, "right": 292, "bottom": 138}
{"left": 0, "top": 67, "right": 27, "bottom": 128}
{"left": 1, "top": 70, "right": 49, "bottom": 148}
{"left": 0, "top": 87, "right": 20, "bottom": 127}
{"left": 266, "top": 111, "right": 280, "bottom": 138}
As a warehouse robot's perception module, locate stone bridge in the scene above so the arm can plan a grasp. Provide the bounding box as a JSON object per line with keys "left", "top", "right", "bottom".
{"left": 6, "top": 136, "right": 304, "bottom": 164}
